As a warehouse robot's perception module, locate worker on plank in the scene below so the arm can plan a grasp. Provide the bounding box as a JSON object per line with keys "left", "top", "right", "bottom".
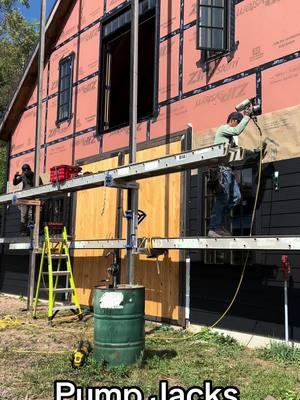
{"left": 13, "top": 164, "right": 34, "bottom": 235}
{"left": 208, "top": 110, "right": 251, "bottom": 238}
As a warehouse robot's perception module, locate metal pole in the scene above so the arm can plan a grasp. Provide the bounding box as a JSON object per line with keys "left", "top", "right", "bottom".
{"left": 34, "top": 0, "right": 46, "bottom": 186}
{"left": 185, "top": 256, "right": 191, "bottom": 327}
{"left": 115, "top": 152, "right": 124, "bottom": 286}
{"left": 284, "top": 280, "right": 289, "bottom": 344}
{"left": 126, "top": 0, "right": 139, "bottom": 285}
{"left": 129, "top": 0, "right": 138, "bottom": 164}
{"left": 27, "top": 0, "right": 46, "bottom": 311}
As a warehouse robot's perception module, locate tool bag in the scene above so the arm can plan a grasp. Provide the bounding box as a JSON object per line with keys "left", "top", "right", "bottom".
{"left": 207, "top": 167, "right": 224, "bottom": 194}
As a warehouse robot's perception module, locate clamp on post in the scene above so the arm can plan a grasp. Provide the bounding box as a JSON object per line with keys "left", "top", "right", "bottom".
{"left": 125, "top": 210, "right": 134, "bottom": 220}
{"left": 126, "top": 234, "right": 138, "bottom": 252}
{"left": 104, "top": 173, "right": 139, "bottom": 190}
{"left": 126, "top": 234, "right": 137, "bottom": 249}
{"left": 104, "top": 172, "right": 113, "bottom": 187}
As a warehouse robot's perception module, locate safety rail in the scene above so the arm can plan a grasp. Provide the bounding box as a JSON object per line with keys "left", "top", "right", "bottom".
{"left": 0, "top": 144, "right": 244, "bottom": 204}
{"left": 3, "top": 236, "right": 300, "bottom": 252}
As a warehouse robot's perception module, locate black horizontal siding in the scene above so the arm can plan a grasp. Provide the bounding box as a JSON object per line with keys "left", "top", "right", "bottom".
{"left": 261, "top": 199, "right": 300, "bottom": 215}
{"left": 189, "top": 157, "right": 300, "bottom": 341}
{"left": 260, "top": 187, "right": 300, "bottom": 202}
{"left": 259, "top": 170, "right": 300, "bottom": 189}
{"left": 4, "top": 206, "right": 22, "bottom": 237}
{"left": 261, "top": 214, "right": 300, "bottom": 228}
{"left": 0, "top": 205, "right": 30, "bottom": 295}
{"left": 0, "top": 195, "right": 72, "bottom": 297}
{"left": 0, "top": 253, "right": 29, "bottom": 296}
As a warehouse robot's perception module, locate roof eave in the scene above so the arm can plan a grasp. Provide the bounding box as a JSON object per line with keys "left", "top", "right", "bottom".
{"left": 0, "top": 0, "right": 73, "bottom": 141}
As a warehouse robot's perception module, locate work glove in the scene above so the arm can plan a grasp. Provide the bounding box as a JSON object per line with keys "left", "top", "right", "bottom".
{"left": 243, "top": 107, "right": 253, "bottom": 117}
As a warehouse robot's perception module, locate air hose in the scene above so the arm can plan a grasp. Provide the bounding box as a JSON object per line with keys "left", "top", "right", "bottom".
{"left": 146, "top": 122, "right": 264, "bottom": 343}
{"left": 209, "top": 118, "right": 264, "bottom": 329}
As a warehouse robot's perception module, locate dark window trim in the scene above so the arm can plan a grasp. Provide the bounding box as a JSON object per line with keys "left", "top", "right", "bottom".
{"left": 101, "top": 0, "right": 157, "bottom": 39}
{"left": 152, "top": 0, "right": 161, "bottom": 121}
{"left": 197, "top": 1, "right": 228, "bottom": 52}
{"left": 56, "top": 53, "right": 75, "bottom": 125}
{"left": 96, "top": 0, "right": 160, "bottom": 136}
{"left": 202, "top": 162, "right": 257, "bottom": 265}
{"left": 197, "top": 0, "right": 237, "bottom": 66}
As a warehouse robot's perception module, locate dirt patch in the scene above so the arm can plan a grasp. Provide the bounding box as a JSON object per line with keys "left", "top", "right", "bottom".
{"left": 0, "top": 295, "right": 93, "bottom": 350}
{"left": 0, "top": 294, "right": 28, "bottom": 317}
{"left": 0, "top": 295, "right": 94, "bottom": 400}
{"left": 0, "top": 295, "right": 299, "bottom": 400}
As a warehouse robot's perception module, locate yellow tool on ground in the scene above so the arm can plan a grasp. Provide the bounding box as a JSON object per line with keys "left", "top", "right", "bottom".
{"left": 70, "top": 340, "right": 92, "bottom": 368}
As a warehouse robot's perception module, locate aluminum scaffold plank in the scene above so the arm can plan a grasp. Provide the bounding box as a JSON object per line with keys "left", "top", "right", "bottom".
{"left": 70, "top": 240, "right": 127, "bottom": 249}
{"left": 0, "top": 237, "right": 31, "bottom": 245}
{"left": 4, "top": 236, "right": 300, "bottom": 251}
{"left": 6, "top": 239, "right": 127, "bottom": 251}
{"left": 149, "top": 237, "right": 300, "bottom": 251}
{"left": 0, "top": 144, "right": 243, "bottom": 204}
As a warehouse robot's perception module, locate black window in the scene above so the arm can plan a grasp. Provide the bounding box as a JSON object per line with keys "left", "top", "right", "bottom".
{"left": 197, "top": 0, "right": 235, "bottom": 60}
{"left": 41, "top": 195, "right": 72, "bottom": 230}
{"left": 98, "top": 0, "right": 158, "bottom": 133}
{"left": 57, "top": 54, "right": 74, "bottom": 123}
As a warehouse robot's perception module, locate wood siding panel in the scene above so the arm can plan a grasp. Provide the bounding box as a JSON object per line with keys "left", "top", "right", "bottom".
{"left": 73, "top": 141, "right": 182, "bottom": 322}
{"left": 73, "top": 155, "right": 119, "bottom": 306}
{"left": 133, "top": 141, "right": 182, "bottom": 321}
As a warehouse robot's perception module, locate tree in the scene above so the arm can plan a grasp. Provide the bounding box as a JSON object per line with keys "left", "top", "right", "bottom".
{"left": 0, "top": 0, "right": 38, "bottom": 116}
{"left": 0, "top": 0, "right": 38, "bottom": 194}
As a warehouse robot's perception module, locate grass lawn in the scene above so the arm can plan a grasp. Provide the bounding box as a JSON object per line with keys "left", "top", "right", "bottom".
{"left": 0, "top": 296, "right": 299, "bottom": 400}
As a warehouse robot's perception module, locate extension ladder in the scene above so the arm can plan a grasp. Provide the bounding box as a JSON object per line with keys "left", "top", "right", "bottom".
{"left": 32, "top": 224, "right": 82, "bottom": 321}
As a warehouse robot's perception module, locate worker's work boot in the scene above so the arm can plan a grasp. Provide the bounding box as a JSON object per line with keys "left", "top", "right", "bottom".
{"left": 208, "top": 229, "right": 224, "bottom": 238}
{"left": 220, "top": 227, "right": 232, "bottom": 236}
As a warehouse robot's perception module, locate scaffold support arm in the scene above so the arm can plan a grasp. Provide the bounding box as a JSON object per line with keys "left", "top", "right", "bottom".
{"left": 0, "top": 144, "right": 244, "bottom": 204}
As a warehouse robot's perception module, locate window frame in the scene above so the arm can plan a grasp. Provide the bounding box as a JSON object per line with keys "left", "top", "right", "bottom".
{"left": 96, "top": 0, "right": 160, "bottom": 136}
{"left": 203, "top": 164, "right": 256, "bottom": 266}
{"left": 41, "top": 194, "right": 72, "bottom": 232}
{"left": 56, "top": 53, "right": 75, "bottom": 125}
{"left": 197, "top": 0, "right": 236, "bottom": 63}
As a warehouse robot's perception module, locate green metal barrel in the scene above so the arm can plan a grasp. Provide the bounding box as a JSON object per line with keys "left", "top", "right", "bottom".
{"left": 93, "top": 285, "right": 145, "bottom": 366}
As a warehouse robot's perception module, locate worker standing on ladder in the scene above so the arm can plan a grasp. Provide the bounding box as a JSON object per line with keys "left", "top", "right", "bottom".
{"left": 13, "top": 164, "right": 34, "bottom": 236}
{"left": 208, "top": 110, "right": 251, "bottom": 238}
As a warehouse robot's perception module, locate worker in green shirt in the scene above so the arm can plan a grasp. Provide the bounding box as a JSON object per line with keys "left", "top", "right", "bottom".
{"left": 214, "top": 112, "right": 251, "bottom": 146}
{"left": 208, "top": 110, "right": 251, "bottom": 238}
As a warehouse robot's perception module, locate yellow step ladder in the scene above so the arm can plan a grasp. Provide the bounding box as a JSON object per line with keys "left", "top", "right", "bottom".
{"left": 33, "top": 224, "right": 82, "bottom": 322}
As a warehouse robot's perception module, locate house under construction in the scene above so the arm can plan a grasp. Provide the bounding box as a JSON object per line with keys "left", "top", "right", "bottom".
{"left": 0, "top": 0, "right": 300, "bottom": 341}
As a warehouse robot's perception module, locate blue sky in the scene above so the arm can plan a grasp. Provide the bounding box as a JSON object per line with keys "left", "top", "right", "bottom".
{"left": 19, "top": 0, "right": 56, "bottom": 21}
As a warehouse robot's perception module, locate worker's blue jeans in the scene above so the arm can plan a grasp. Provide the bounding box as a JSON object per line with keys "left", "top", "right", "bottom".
{"left": 209, "top": 168, "right": 241, "bottom": 231}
